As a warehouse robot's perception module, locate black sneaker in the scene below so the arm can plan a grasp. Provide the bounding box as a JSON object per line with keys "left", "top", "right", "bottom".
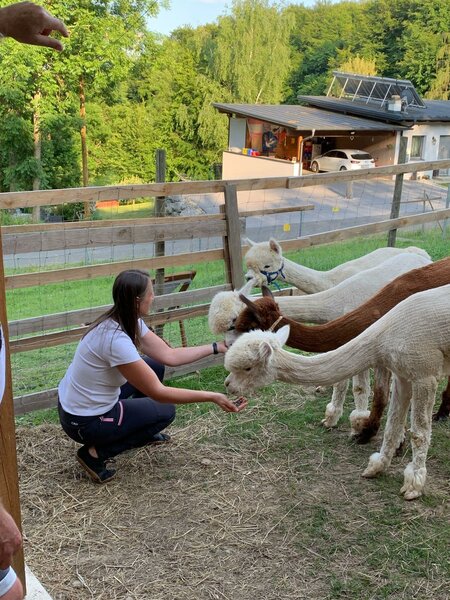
{"left": 76, "top": 446, "right": 116, "bottom": 484}
{"left": 146, "top": 432, "right": 172, "bottom": 446}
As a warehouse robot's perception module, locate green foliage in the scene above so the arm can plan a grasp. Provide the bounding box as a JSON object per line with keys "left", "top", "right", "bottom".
{"left": 0, "top": 0, "right": 448, "bottom": 191}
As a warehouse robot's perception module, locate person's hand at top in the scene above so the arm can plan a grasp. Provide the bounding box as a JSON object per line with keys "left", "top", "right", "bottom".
{"left": 0, "top": 1, "right": 68, "bottom": 51}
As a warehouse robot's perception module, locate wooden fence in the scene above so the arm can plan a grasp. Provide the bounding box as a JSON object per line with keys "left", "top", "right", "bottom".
{"left": 1, "top": 159, "right": 450, "bottom": 417}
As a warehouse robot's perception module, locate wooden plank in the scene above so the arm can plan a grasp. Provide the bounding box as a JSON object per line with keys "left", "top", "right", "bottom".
{"left": 240, "top": 204, "right": 315, "bottom": 217}
{"left": 5, "top": 248, "right": 224, "bottom": 290}
{"left": 10, "top": 304, "right": 211, "bottom": 352}
{"left": 222, "top": 184, "right": 245, "bottom": 289}
{"left": 8, "top": 284, "right": 231, "bottom": 338}
{"left": 2, "top": 221, "right": 227, "bottom": 254}
{"left": 2, "top": 213, "right": 224, "bottom": 234}
{"left": 2, "top": 159, "right": 450, "bottom": 209}
{"left": 271, "top": 208, "right": 450, "bottom": 253}
{"left": 388, "top": 136, "right": 408, "bottom": 247}
{"left": 0, "top": 229, "right": 25, "bottom": 585}
{"left": 13, "top": 352, "right": 226, "bottom": 415}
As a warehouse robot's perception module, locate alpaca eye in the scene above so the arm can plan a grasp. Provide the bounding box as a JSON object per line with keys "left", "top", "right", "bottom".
{"left": 245, "top": 367, "right": 252, "bottom": 371}
{"left": 264, "top": 265, "right": 271, "bottom": 269}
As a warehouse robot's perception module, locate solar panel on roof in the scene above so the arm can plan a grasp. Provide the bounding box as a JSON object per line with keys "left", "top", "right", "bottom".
{"left": 327, "top": 72, "right": 425, "bottom": 109}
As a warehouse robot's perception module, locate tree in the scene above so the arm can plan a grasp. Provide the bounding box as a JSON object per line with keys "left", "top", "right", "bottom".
{"left": 207, "top": 0, "right": 293, "bottom": 104}
{"left": 426, "top": 33, "right": 450, "bottom": 100}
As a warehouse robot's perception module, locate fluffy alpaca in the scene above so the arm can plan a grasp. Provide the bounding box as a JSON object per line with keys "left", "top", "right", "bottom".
{"left": 209, "top": 253, "right": 431, "bottom": 433}
{"left": 234, "top": 256, "right": 450, "bottom": 437}
{"left": 224, "top": 285, "right": 450, "bottom": 500}
{"left": 210, "top": 253, "right": 431, "bottom": 340}
{"left": 244, "top": 237, "right": 431, "bottom": 293}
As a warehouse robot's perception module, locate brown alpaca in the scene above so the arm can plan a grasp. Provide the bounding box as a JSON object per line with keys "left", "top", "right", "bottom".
{"left": 235, "top": 257, "right": 450, "bottom": 438}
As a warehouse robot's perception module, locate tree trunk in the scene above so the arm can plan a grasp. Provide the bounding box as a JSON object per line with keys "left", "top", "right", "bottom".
{"left": 32, "top": 90, "right": 41, "bottom": 223}
{"left": 79, "top": 77, "right": 90, "bottom": 218}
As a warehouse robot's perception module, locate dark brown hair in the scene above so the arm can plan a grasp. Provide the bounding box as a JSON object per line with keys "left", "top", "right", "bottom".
{"left": 84, "top": 269, "right": 152, "bottom": 348}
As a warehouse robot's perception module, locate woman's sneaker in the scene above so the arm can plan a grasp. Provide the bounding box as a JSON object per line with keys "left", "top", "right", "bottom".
{"left": 76, "top": 446, "right": 116, "bottom": 483}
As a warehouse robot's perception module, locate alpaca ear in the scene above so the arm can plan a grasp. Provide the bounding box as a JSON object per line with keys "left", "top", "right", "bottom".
{"left": 258, "top": 341, "right": 273, "bottom": 363}
{"left": 238, "top": 279, "right": 255, "bottom": 297}
{"left": 261, "top": 285, "right": 274, "bottom": 299}
{"left": 269, "top": 238, "right": 282, "bottom": 255}
{"left": 239, "top": 294, "right": 258, "bottom": 311}
{"left": 276, "top": 325, "right": 290, "bottom": 346}
{"left": 245, "top": 238, "right": 256, "bottom": 247}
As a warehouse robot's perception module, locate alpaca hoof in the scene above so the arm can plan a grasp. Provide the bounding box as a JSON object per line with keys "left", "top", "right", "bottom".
{"left": 321, "top": 402, "right": 341, "bottom": 428}
{"left": 400, "top": 464, "right": 426, "bottom": 500}
{"left": 362, "top": 452, "right": 385, "bottom": 478}
{"left": 349, "top": 409, "right": 371, "bottom": 434}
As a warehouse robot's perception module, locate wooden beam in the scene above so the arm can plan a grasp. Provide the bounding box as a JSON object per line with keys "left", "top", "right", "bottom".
{"left": 222, "top": 184, "right": 245, "bottom": 290}
{"left": 1, "top": 159, "right": 449, "bottom": 209}
{"left": 0, "top": 229, "right": 25, "bottom": 588}
{"left": 388, "top": 136, "right": 408, "bottom": 246}
{"left": 5, "top": 248, "right": 224, "bottom": 290}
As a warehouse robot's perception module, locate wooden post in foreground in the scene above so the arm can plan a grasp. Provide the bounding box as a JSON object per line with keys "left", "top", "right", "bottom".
{"left": 387, "top": 136, "right": 408, "bottom": 247}
{"left": 0, "top": 227, "right": 26, "bottom": 591}
{"left": 221, "top": 184, "right": 245, "bottom": 290}
{"left": 154, "top": 150, "right": 166, "bottom": 337}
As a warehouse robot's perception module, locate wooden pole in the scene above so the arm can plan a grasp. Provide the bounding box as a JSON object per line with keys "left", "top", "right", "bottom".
{"left": 154, "top": 150, "right": 166, "bottom": 337}
{"left": 0, "top": 227, "right": 26, "bottom": 592}
{"left": 221, "top": 184, "right": 244, "bottom": 290}
{"left": 387, "top": 136, "right": 408, "bottom": 247}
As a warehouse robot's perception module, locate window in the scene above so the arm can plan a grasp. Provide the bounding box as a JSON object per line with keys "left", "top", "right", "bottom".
{"left": 410, "top": 136, "right": 425, "bottom": 159}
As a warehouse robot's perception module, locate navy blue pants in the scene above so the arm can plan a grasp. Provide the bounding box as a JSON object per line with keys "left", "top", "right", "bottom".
{"left": 58, "top": 357, "right": 175, "bottom": 459}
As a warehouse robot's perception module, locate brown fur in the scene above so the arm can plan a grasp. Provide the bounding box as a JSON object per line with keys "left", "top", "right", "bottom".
{"left": 235, "top": 257, "right": 450, "bottom": 437}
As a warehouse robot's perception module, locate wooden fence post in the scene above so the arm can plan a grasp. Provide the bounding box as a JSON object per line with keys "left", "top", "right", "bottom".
{"left": 154, "top": 150, "right": 166, "bottom": 337}
{"left": 221, "top": 184, "right": 244, "bottom": 290}
{"left": 387, "top": 136, "right": 408, "bottom": 247}
{"left": 0, "top": 227, "right": 26, "bottom": 592}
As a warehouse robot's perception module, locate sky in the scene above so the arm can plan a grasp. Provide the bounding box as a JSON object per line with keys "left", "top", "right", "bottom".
{"left": 148, "top": 0, "right": 330, "bottom": 36}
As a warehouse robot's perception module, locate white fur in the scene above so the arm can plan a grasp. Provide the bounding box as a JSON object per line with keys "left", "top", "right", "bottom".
{"left": 210, "top": 252, "right": 431, "bottom": 429}
{"left": 224, "top": 286, "right": 450, "bottom": 499}
{"left": 244, "top": 237, "right": 431, "bottom": 293}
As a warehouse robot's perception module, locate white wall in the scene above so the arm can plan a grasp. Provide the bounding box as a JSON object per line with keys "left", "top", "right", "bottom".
{"left": 402, "top": 123, "right": 450, "bottom": 179}
{"left": 222, "top": 151, "right": 300, "bottom": 180}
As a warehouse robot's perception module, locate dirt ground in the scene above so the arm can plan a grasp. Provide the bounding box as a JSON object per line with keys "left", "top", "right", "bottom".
{"left": 17, "top": 388, "right": 450, "bottom": 600}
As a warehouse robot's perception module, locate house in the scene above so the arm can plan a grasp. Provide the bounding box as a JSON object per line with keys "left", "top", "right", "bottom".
{"left": 213, "top": 72, "right": 450, "bottom": 180}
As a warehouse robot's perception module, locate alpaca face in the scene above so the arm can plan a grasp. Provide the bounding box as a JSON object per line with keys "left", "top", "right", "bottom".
{"left": 224, "top": 327, "right": 290, "bottom": 395}
{"left": 244, "top": 239, "right": 283, "bottom": 286}
{"left": 207, "top": 280, "right": 256, "bottom": 336}
{"left": 235, "top": 297, "right": 282, "bottom": 334}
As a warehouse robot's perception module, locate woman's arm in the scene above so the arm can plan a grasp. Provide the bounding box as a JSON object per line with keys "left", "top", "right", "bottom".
{"left": 117, "top": 359, "right": 246, "bottom": 413}
{"left": 140, "top": 329, "right": 227, "bottom": 367}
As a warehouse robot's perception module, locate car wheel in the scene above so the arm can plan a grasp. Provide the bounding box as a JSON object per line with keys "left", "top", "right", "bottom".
{"left": 311, "top": 161, "right": 319, "bottom": 173}
{"left": 339, "top": 166, "right": 347, "bottom": 171}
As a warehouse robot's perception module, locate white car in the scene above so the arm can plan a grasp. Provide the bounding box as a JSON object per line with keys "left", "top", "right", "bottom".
{"left": 310, "top": 149, "right": 376, "bottom": 173}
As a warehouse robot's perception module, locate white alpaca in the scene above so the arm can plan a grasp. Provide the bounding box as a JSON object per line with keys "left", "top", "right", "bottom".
{"left": 244, "top": 238, "right": 430, "bottom": 293}
{"left": 209, "top": 253, "right": 431, "bottom": 431}
{"left": 224, "top": 285, "right": 450, "bottom": 500}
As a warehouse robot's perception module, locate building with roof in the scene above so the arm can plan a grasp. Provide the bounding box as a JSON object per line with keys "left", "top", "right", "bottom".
{"left": 213, "top": 72, "right": 450, "bottom": 180}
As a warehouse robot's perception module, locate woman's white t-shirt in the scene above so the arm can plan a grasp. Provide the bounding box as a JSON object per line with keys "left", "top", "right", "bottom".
{"left": 58, "top": 318, "right": 150, "bottom": 416}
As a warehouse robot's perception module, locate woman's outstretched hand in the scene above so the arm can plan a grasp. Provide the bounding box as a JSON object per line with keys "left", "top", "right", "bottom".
{"left": 213, "top": 393, "right": 248, "bottom": 413}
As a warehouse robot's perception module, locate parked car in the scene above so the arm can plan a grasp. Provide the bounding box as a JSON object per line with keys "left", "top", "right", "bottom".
{"left": 310, "top": 149, "right": 376, "bottom": 173}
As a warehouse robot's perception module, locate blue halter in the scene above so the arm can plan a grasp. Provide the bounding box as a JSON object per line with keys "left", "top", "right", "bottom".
{"left": 260, "top": 261, "right": 286, "bottom": 290}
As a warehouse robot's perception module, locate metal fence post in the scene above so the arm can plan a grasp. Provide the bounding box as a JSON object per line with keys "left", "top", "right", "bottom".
{"left": 443, "top": 185, "right": 450, "bottom": 240}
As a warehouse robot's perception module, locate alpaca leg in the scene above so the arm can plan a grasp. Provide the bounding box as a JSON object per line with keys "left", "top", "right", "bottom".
{"left": 322, "top": 379, "right": 349, "bottom": 428}
{"left": 400, "top": 376, "right": 438, "bottom": 501}
{"left": 349, "top": 370, "right": 371, "bottom": 435}
{"left": 353, "top": 368, "right": 392, "bottom": 444}
{"left": 432, "top": 377, "right": 450, "bottom": 421}
{"left": 363, "top": 376, "right": 411, "bottom": 478}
